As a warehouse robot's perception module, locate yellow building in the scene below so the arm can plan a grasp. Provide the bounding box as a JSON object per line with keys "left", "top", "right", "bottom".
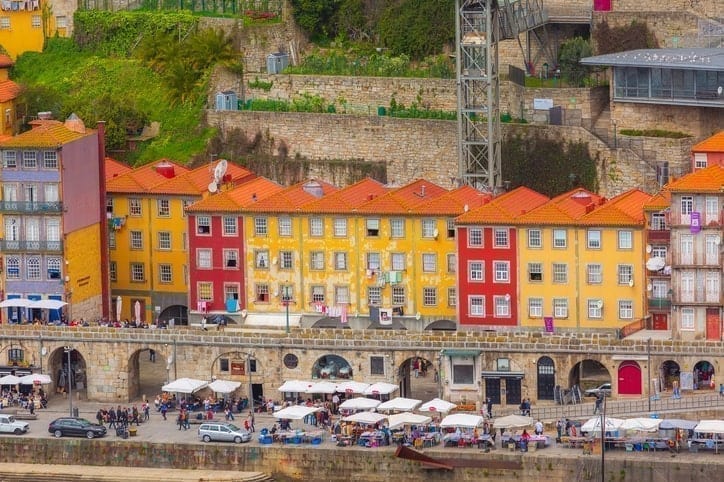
{"left": 0, "top": 54, "right": 19, "bottom": 137}
{"left": 0, "top": 0, "right": 58, "bottom": 59}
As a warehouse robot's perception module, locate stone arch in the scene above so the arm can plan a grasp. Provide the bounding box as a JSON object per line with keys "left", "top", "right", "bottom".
{"left": 659, "top": 360, "right": 680, "bottom": 391}
{"left": 618, "top": 361, "right": 642, "bottom": 395}
{"left": 311, "top": 354, "right": 352, "bottom": 380}
{"left": 127, "top": 346, "right": 172, "bottom": 402}
{"left": 158, "top": 305, "right": 188, "bottom": 326}
{"left": 424, "top": 319, "right": 456, "bottom": 331}
{"left": 569, "top": 359, "right": 611, "bottom": 394}
{"left": 49, "top": 347, "right": 87, "bottom": 400}
{"left": 536, "top": 356, "right": 556, "bottom": 401}
{"left": 693, "top": 360, "right": 715, "bottom": 390}
{"left": 398, "top": 355, "right": 437, "bottom": 400}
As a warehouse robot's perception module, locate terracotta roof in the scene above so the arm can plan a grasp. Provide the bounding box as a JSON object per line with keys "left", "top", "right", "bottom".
{"left": 0, "top": 54, "right": 13, "bottom": 68}
{"left": 550, "top": 188, "right": 606, "bottom": 219}
{"left": 0, "top": 119, "right": 91, "bottom": 148}
{"left": 300, "top": 177, "right": 388, "bottom": 214}
{"left": 667, "top": 164, "right": 724, "bottom": 193}
{"left": 149, "top": 162, "right": 254, "bottom": 195}
{"left": 412, "top": 185, "right": 491, "bottom": 216}
{"left": 105, "top": 157, "right": 133, "bottom": 181}
{"left": 242, "top": 179, "right": 339, "bottom": 213}
{"left": 516, "top": 202, "right": 579, "bottom": 225}
{"left": 455, "top": 186, "right": 549, "bottom": 224}
{"left": 603, "top": 189, "right": 652, "bottom": 223}
{"left": 186, "top": 177, "right": 284, "bottom": 213}
{"left": 692, "top": 131, "right": 724, "bottom": 153}
{"left": 356, "top": 179, "right": 447, "bottom": 214}
{"left": 0, "top": 80, "right": 20, "bottom": 102}
{"left": 106, "top": 159, "right": 190, "bottom": 194}
{"left": 643, "top": 189, "right": 671, "bottom": 211}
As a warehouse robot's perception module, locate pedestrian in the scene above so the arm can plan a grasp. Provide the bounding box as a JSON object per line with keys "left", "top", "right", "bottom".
{"left": 161, "top": 403, "right": 168, "bottom": 421}
{"left": 594, "top": 393, "right": 603, "bottom": 414}
{"left": 248, "top": 411, "right": 255, "bottom": 432}
{"left": 555, "top": 419, "right": 563, "bottom": 443}
{"left": 177, "top": 410, "right": 184, "bottom": 430}
{"left": 132, "top": 406, "right": 140, "bottom": 426}
{"left": 149, "top": 349, "right": 155, "bottom": 362}
{"left": 142, "top": 400, "right": 150, "bottom": 421}
{"left": 534, "top": 419, "right": 544, "bottom": 435}
{"left": 184, "top": 410, "right": 190, "bottom": 430}
{"left": 96, "top": 408, "right": 104, "bottom": 426}
{"left": 486, "top": 397, "right": 493, "bottom": 418}
{"left": 108, "top": 409, "right": 117, "bottom": 429}
{"left": 201, "top": 316, "right": 208, "bottom": 331}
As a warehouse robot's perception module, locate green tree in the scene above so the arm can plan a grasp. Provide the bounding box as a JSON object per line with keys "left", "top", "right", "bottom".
{"left": 289, "top": 0, "right": 340, "bottom": 41}
{"left": 558, "top": 36, "right": 592, "bottom": 87}
{"left": 377, "top": 0, "right": 455, "bottom": 60}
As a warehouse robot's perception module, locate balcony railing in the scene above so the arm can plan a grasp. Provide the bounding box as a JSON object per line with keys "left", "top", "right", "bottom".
{"left": 0, "top": 201, "right": 63, "bottom": 213}
{"left": 0, "top": 240, "right": 63, "bottom": 252}
{"left": 648, "top": 298, "right": 672, "bottom": 310}
{"left": 647, "top": 230, "right": 670, "bottom": 242}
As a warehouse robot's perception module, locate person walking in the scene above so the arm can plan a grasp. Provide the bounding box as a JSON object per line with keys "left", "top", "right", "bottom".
{"left": 142, "top": 401, "right": 150, "bottom": 421}
{"left": 108, "top": 409, "right": 117, "bottom": 429}
{"left": 177, "top": 410, "right": 184, "bottom": 430}
{"left": 594, "top": 393, "right": 603, "bottom": 414}
{"left": 160, "top": 403, "right": 168, "bottom": 421}
{"left": 485, "top": 397, "right": 493, "bottom": 418}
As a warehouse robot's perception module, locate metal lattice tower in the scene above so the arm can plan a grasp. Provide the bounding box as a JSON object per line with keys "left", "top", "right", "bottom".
{"left": 455, "top": 0, "right": 546, "bottom": 192}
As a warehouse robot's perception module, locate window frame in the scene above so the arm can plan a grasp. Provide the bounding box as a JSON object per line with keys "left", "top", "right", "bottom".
{"left": 553, "top": 229, "right": 567, "bottom": 248}
{"left": 618, "top": 230, "right": 633, "bottom": 250}
{"left": 333, "top": 218, "right": 347, "bottom": 237}
{"left": 467, "top": 228, "right": 483, "bottom": 247}
{"left": 423, "top": 287, "right": 437, "bottom": 307}
{"left": 157, "top": 231, "right": 171, "bottom": 251}
{"left": 197, "top": 249, "right": 212, "bottom": 269}
{"left": 278, "top": 216, "right": 292, "bottom": 237}
{"left": 223, "top": 249, "right": 239, "bottom": 269}
{"left": 469, "top": 296, "right": 485, "bottom": 317}
{"left": 468, "top": 261, "right": 484, "bottom": 282}
{"left": 130, "top": 263, "right": 145, "bottom": 282}
{"left": 196, "top": 216, "right": 211, "bottom": 235}
{"left": 159, "top": 264, "right": 173, "bottom": 284}
{"left": 422, "top": 253, "right": 437, "bottom": 273}
{"left": 223, "top": 216, "right": 238, "bottom": 236}
{"left": 528, "top": 262, "right": 543, "bottom": 282}
{"left": 493, "top": 228, "right": 509, "bottom": 248}
{"left": 587, "top": 229, "right": 601, "bottom": 249}
{"left": 157, "top": 199, "right": 170, "bottom": 217}
{"left": 493, "top": 261, "right": 510, "bottom": 283}
{"left": 618, "top": 299, "right": 634, "bottom": 319}
{"left": 528, "top": 298, "right": 543, "bottom": 318}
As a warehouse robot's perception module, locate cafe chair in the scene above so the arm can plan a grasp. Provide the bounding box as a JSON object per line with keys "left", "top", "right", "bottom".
{"left": 625, "top": 444, "right": 634, "bottom": 452}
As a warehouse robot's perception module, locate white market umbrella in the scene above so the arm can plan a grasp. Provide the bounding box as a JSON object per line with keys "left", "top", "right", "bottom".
{"left": 581, "top": 417, "right": 625, "bottom": 434}
{"left": 440, "top": 413, "right": 484, "bottom": 429}
{"left": 278, "top": 380, "right": 312, "bottom": 392}
{"left": 336, "top": 380, "right": 370, "bottom": 394}
{"left": 659, "top": 419, "right": 698, "bottom": 430}
{"left": 377, "top": 397, "right": 422, "bottom": 412}
{"left": 342, "top": 411, "right": 388, "bottom": 425}
{"left": 31, "top": 299, "right": 67, "bottom": 310}
{"left": 162, "top": 377, "right": 208, "bottom": 394}
{"left": 0, "top": 298, "right": 33, "bottom": 308}
{"left": 305, "top": 381, "right": 338, "bottom": 394}
{"left": 493, "top": 414, "right": 534, "bottom": 430}
{"left": 388, "top": 412, "right": 432, "bottom": 430}
{"left": 116, "top": 296, "right": 122, "bottom": 321}
{"left": 620, "top": 417, "right": 662, "bottom": 432}
{"left": 363, "top": 382, "right": 398, "bottom": 396}
{"left": 0, "top": 374, "right": 21, "bottom": 385}
{"left": 273, "top": 405, "right": 321, "bottom": 420}
{"left": 18, "top": 373, "right": 52, "bottom": 385}
{"left": 207, "top": 379, "right": 242, "bottom": 394}
{"left": 339, "top": 397, "right": 381, "bottom": 411}
{"left": 694, "top": 420, "right": 724, "bottom": 434}
{"left": 419, "top": 398, "right": 457, "bottom": 414}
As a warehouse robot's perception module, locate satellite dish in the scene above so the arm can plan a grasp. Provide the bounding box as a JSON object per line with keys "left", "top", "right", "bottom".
{"left": 628, "top": 279, "right": 634, "bottom": 287}
{"left": 718, "top": 86, "right": 723, "bottom": 96}
{"left": 213, "top": 159, "right": 228, "bottom": 184}
{"left": 208, "top": 182, "right": 218, "bottom": 193}
{"left": 241, "top": 309, "right": 248, "bottom": 318}
{"left": 595, "top": 300, "right": 603, "bottom": 309}
{"left": 415, "top": 312, "right": 421, "bottom": 320}
{"left": 433, "top": 228, "right": 439, "bottom": 239}
{"left": 647, "top": 283, "right": 653, "bottom": 291}
{"left": 646, "top": 244, "right": 652, "bottom": 253}
{"left": 646, "top": 257, "right": 666, "bottom": 271}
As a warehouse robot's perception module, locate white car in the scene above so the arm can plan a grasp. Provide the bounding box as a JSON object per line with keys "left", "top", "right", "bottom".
{"left": 0, "top": 414, "right": 30, "bottom": 435}
{"left": 585, "top": 383, "right": 612, "bottom": 398}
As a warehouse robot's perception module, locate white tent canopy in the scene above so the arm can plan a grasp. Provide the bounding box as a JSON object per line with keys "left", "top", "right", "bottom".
{"left": 419, "top": 398, "right": 457, "bottom": 414}
{"left": 0, "top": 298, "right": 33, "bottom": 308}
{"left": 581, "top": 417, "right": 625, "bottom": 433}
{"left": 339, "top": 397, "right": 381, "bottom": 411}
{"left": 162, "top": 377, "right": 208, "bottom": 394}
{"left": 278, "top": 380, "right": 312, "bottom": 392}
{"left": 336, "top": 381, "right": 370, "bottom": 394}
{"left": 440, "top": 413, "right": 484, "bottom": 429}
{"left": 32, "top": 299, "right": 67, "bottom": 310}
{"left": 493, "top": 414, "right": 534, "bottom": 429}
{"left": 620, "top": 417, "right": 662, "bottom": 432}
{"left": 364, "top": 382, "right": 398, "bottom": 396}
{"left": 342, "top": 411, "right": 388, "bottom": 425}
{"left": 273, "top": 405, "right": 322, "bottom": 420}
{"left": 377, "top": 397, "right": 422, "bottom": 412}
{"left": 388, "top": 412, "right": 432, "bottom": 430}
{"left": 305, "top": 381, "right": 339, "bottom": 394}
{"left": 18, "top": 373, "right": 52, "bottom": 385}
{"left": 659, "top": 419, "right": 698, "bottom": 430}
{"left": 694, "top": 420, "right": 724, "bottom": 434}
{"left": 0, "top": 374, "right": 21, "bottom": 385}
{"left": 207, "top": 379, "right": 242, "bottom": 394}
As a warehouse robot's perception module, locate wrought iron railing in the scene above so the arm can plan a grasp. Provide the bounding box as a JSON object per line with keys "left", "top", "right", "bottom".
{"left": 0, "top": 240, "right": 63, "bottom": 252}
{"left": 0, "top": 201, "right": 63, "bottom": 213}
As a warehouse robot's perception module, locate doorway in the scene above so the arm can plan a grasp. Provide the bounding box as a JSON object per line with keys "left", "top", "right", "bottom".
{"left": 505, "top": 378, "right": 522, "bottom": 405}
{"left": 537, "top": 356, "right": 555, "bottom": 400}
{"left": 706, "top": 308, "right": 721, "bottom": 340}
{"left": 617, "top": 361, "right": 642, "bottom": 395}
{"left": 484, "top": 378, "right": 501, "bottom": 404}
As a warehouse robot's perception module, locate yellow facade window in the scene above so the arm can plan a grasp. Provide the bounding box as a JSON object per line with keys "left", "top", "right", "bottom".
{"left": 31, "top": 15, "right": 41, "bottom": 28}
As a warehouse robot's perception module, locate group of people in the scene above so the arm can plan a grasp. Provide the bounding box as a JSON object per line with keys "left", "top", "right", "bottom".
{"left": 1, "top": 388, "right": 47, "bottom": 413}
{"left": 95, "top": 403, "right": 150, "bottom": 429}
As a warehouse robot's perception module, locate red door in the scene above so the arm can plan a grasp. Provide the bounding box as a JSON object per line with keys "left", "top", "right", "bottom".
{"left": 652, "top": 313, "right": 668, "bottom": 330}
{"left": 706, "top": 309, "right": 721, "bottom": 341}
{"left": 618, "top": 361, "right": 642, "bottom": 395}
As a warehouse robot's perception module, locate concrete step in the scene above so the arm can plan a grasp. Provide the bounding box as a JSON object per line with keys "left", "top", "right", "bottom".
{"left": 0, "top": 465, "right": 273, "bottom": 482}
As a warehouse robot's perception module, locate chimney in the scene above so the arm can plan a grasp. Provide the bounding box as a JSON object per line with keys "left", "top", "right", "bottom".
{"left": 155, "top": 160, "right": 176, "bottom": 178}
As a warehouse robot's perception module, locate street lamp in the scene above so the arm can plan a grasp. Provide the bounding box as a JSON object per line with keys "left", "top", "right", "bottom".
{"left": 64, "top": 346, "right": 73, "bottom": 417}
{"left": 247, "top": 353, "right": 255, "bottom": 415}
{"left": 281, "top": 295, "right": 292, "bottom": 334}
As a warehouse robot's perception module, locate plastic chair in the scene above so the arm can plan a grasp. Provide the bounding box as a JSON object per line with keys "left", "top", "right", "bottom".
{"left": 625, "top": 444, "right": 634, "bottom": 452}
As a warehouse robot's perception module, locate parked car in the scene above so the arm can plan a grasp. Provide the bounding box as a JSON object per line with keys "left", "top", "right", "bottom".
{"left": 48, "top": 417, "right": 107, "bottom": 439}
{"left": 0, "top": 414, "right": 29, "bottom": 435}
{"left": 584, "top": 383, "right": 612, "bottom": 397}
{"left": 198, "top": 422, "right": 251, "bottom": 443}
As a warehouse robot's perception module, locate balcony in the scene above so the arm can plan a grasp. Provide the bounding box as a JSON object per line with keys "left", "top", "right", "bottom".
{"left": 0, "top": 201, "right": 63, "bottom": 213}
{"left": 0, "top": 240, "right": 63, "bottom": 252}
{"left": 647, "top": 230, "right": 670, "bottom": 243}
{"left": 648, "top": 298, "right": 671, "bottom": 310}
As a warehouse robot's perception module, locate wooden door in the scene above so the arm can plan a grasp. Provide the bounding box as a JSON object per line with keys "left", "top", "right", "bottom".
{"left": 706, "top": 308, "right": 721, "bottom": 341}
{"left": 652, "top": 313, "right": 668, "bottom": 330}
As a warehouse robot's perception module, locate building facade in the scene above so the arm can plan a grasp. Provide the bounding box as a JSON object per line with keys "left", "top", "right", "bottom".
{"left": 691, "top": 131, "right": 724, "bottom": 171}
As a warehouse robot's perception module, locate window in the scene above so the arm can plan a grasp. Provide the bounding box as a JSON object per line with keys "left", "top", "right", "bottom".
{"left": 223, "top": 216, "right": 238, "bottom": 236}
{"left": 196, "top": 216, "right": 212, "bottom": 236}
{"left": 8, "top": 348, "right": 23, "bottom": 363}
{"left": 494, "top": 228, "right": 509, "bottom": 247}
{"left": 468, "top": 261, "right": 484, "bottom": 281}
{"left": 157, "top": 231, "right": 171, "bottom": 250}
{"left": 652, "top": 280, "right": 668, "bottom": 299}
{"left": 44, "top": 184, "right": 59, "bottom": 203}
{"left": 5, "top": 256, "right": 19, "bottom": 279}
{"left": 256, "top": 284, "right": 270, "bottom": 302}
{"left": 494, "top": 261, "right": 509, "bottom": 282}
{"left": 309, "top": 217, "right": 323, "bottom": 237}
{"left": 197, "top": 282, "right": 212, "bottom": 301}
{"left": 43, "top": 151, "right": 58, "bottom": 169}
{"left": 705, "top": 272, "right": 720, "bottom": 302}
{"left": 334, "top": 252, "right": 347, "bottom": 270}
{"left": 391, "top": 286, "right": 405, "bottom": 305}
{"left": 422, "top": 219, "right": 436, "bottom": 238}
{"left": 553, "top": 298, "right": 568, "bottom": 318}
{"left": 130, "top": 231, "right": 143, "bottom": 250}
{"left": 587, "top": 264, "right": 602, "bottom": 284}
{"left": 367, "top": 252, "right": 381, "bottom": 271}
{"left": 32, "top": 14, "right": 41, "bottom": 28}
{"left": 131, "top": 263, "right": 145, "bottom": 282}
{"left": 223, "top": 249, "right": 238, "bottom": 268}
{"left": 56, "top": 15, "right": 67, "bottom": 28}
{"left": 157, "top": 199, "right": 170, "bottom": 217}
{"left": 528, "top": 298, "right": 543, "bottom": 318}
{"left": 680, "top": 196, "right": 693, "bottom": 218}
{"left": 47, "top": 257, "right": 61, "bottom": 279}
{"left": 705, "top": 235, "right": 719, "bottom": 265}
{"left": 651, "top": 213, "right": 667, "bottom": 230}
{"left": 618, "top": 230, "right": 633, "bottom": 250}
{"left": 391, "top": 253, "right": 406, "bottom": 271}
{"left": 255, "top": 250, "right": 269, "bottom": 269}
{"left": 277, "top": 216, "right": 291, "bottom": 236}
{"left": 694, "top": 153, "right": 708, "bottom": 169}
{"left": 617, "top": 265, "right": 633, "bottom": 285}
{"left": 451, "top": 357, "right": 474, "bottom": 385}
{"left": 333, "top": 218, "right": 347, "bottom": 237}
{"left": 182, "top": 199, "right": 193, "bottom": 215}
{"left": 310, "top": 251, "right": 325, "bottom": 270}
{"left": 159, "top": 264, "right": 172, "bottom": 284}
{"left": 197, "top": 249, "right": 212, "bottom": 269}
{"left": 422, "top": 253, "right": 437, "bottom": 272}
{"left": 553, "top": 229, "right": 567, "bottom": 248}
{"left": 588, "top": 299, "right": 603, "bottom": 319}
{"left": 469, "top": 296, "right": 485, "bottom": 316}
{"left": 21, "top": 152, "right": 38, "bottom": 170}
{"left": 224, "top": 284, "right": 239, "bottom": 302}
{"left": 109, "top": 230, "right": 116, "bottom": 249}
{"left": 370, "top": 356, "right": 385, "bottom": 376}
{"left": 390, "top": 218, "right": 405, "bottom": 238}
{"left": 528, "top": 263, "right": 543, "bottom": 282}
{"left": 254, "top": 217, "right": 267, "bottom": 236}
{"left": 494, "top": 296, "right": 510, "bottom": 317}
{"left": 3, "top": 151, "right": 16, "bottom": 168}
{"left": 109, "top": 261, "right": 117, "bottom": 282}
{"left": 618, "top": 300, "right": 633, "bottom": 319}
{"left": 705, "top": 196, "right": 718, "bottom": 223}
{"left": 280, "top": 251, "right": 293, "bottom": 269}
{"left": 311, "top": 286, "right": 325, "bottom": 303}
{"left": 446, "top": 253, "right": 456, "bottom": 273}
{"left": 681, "top": 271, "right": 695, "bottom": 302}
{"left": 680, "top": 234, "right": 694, "bottom": 264}
{"left": 129, "top": 198, "right": 141, "bottom": 216}
{"left": 587, "top": 230, "right": 601, "bottom": 249}
{"left": 468, "top": 228, "right": 483, "bottom": 247}
{"left": 26, "top": 257, "right": 41, "bottom": 279}
{"left": 367, "top": 287, "right": 381, "bottom": 306}
{"left": 651, "top": 245, "right": 667, "bottom": 258}
{"left": 334, "top": 286, "right": 350, "bottom": 304}
{"left": 366, "top": 218, "right": 380, "bottom": 237}
{"left": 447, "top": 219, "right": 455, "bottom": 238}
{"left": 552, "top": 263, "right": 568, "bottom": 283}
{"left": 448, "top": 287, "right": 457, "bottom": 307}
{"left": 423, "top": 287, "right": 437, "bottom": 306}
{"left": 0, "top": 17, "right": 9, "bottom": 29}
{"left": 680, "top": 307, "right": 695, "bottom": 330}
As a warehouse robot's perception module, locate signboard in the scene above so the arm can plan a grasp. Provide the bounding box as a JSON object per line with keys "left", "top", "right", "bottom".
{"left": 690, "top": 212, "right": 701, "bottom": 234}
{"left": 231, "top": 361, "right": 246, "bottom": 376}
{"left": 544, "top": 317, "right": 554, "bottom": 333}
{"left": 379, "top": 308, "right": 392, "bottom": 325}
{"left": 679, "top": 372, "right": 694, "bottom": 391}
{"left": 533, "top": 98, "right": 554, "bottom": 110}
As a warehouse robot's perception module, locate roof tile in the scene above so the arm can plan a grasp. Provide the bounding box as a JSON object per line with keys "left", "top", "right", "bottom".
{"left": 667, "top": 164, "right": 724, "bottom": 193}
{"left": 186, "top": 178, "right": 284, "bottom": 212}
{"left": 300, "top": 177, "right": 388, "bottom": 214}
{"left": 0, "top": 119, "right": 91, "bottom": 148}
{"left": 692, "top": 131, "right": 724, "bottom": 153}
{"left": 357, "top": 179, "right": 447, "bottom": 214}
{"left": 106, "top": 159, "right": 190, "bottom": 194}
{"left": 0, "top": 80, "right": 20, "bottom": 103}
{"left": 456, "top": 186, "right": 549, "bottom": 224}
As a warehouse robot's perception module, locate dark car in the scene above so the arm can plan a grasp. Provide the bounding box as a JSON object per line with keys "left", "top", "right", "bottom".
{"left": 48, "top": 417, "right": 107, "bottom": 439}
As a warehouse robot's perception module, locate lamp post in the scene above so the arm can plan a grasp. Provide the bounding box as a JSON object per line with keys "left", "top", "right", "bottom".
{"left": 64, "top": 346, "right": 73, "bottom": 417}
{"left": 281, "top": 295, "right": 291, "bottom": 334}
{"left": 600, "top": 393, "right": 607, "bottom": 482}
{"left": 247, "top": 352, "right": 255, "bottom": 416}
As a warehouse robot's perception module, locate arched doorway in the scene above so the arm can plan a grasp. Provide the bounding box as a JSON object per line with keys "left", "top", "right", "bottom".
{"left": 398, "top": 356, "right": 437, "bottom": 400}
{"left": 50, "top": 348, "right": 87, "bottom": 400}
{"left": 660, "top": 360, "right": 680, "bottom": 391}
{"left": 128, "top": 347, "right": 170, "bottom": 402}
{"left": 209, "top": 351, "right": 258, "bottom": 409}
{"left": 311, "top": 355, "right": 353, "bottom": 380}
{"left": 158, "top": 305, "right": 188, "bottom": 326}
{"left": 693, "top": 360, "right": 715, "bottom": 390}
{"left": 424, "top": 319, "right": 456, "bottom": 331}
{"left": 618, "top": 361, "right": 642, "bottom": 395}
{"left": 569, "top": 359, "right": 610, "bottom": 397}
{"left": 537, "top": 356, "right": 555, "bottom": 400}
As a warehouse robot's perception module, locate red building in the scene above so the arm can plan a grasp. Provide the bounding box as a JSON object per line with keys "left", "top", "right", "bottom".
{"left": 691, "top": 131, "right": 724, "bottom": 170}
{"left": 455, "top": 187, "right": 548, "bottom": 327}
